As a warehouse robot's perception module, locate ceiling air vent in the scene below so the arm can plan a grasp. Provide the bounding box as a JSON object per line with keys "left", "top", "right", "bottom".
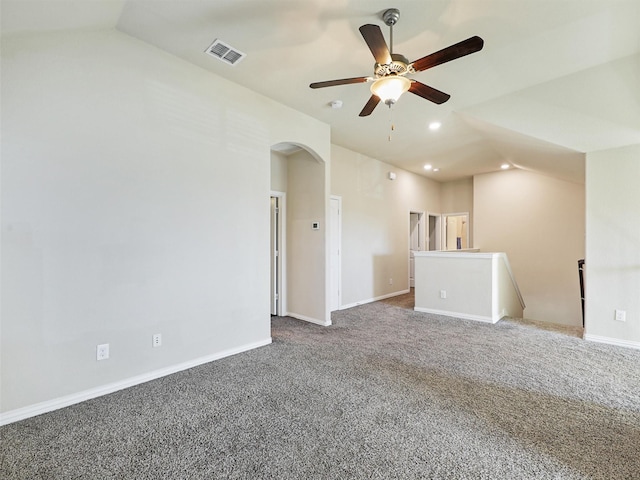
{"left": 205, "top": 39, "right": 246, "bottom": 66}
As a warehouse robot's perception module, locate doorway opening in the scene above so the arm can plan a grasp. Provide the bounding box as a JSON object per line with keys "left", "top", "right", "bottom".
{"left": 427, "top": 213, "right": 442, "bottom": 251}
{"left": 270, "top": 142, "right": 330, "bottom": 326}
{"left": 409, "top": 211, "right": 425, "bottom": 287}
{"left": 443, "top": 212, "right": 469, "bottom": 250}
{"left": 330, "top": 196, "right": 342, "bottom": 311}
{"left": 270, "top": 192, "right": 286, "bottom": 316}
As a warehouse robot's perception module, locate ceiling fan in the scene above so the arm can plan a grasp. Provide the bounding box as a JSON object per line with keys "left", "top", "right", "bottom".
{"left": 310, "top": 8, "right": 484, "bottom": 117}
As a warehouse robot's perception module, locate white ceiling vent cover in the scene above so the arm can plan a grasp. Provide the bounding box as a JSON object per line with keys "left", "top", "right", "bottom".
{"left": 205, "top": 39, "right": 246, "bottom": 66}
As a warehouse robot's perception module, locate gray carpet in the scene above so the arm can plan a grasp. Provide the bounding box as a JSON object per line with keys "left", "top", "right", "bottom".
{"left": 1, "top": 292, "right": 639, "bottom": 479}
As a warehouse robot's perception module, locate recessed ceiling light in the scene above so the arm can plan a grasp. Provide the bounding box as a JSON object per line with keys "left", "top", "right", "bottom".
{"left": 428, "top": 122, "right": 441, "bottom": 131}
{"left": 433, "top": 168, "right": 440, "bottom": 172}
{"left": 501, "top": 164, "right": 510, "bottom": 169}
{"left": 424, "top": 164, "right": 433, "bottom": 171}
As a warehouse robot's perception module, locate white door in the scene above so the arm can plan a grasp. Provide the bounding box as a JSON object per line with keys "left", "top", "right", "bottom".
{"left": 330, "top": 196, "right": 342, "bottom": 311}
{"left": 270, "top": 196, "right": 279, "bottom": 315}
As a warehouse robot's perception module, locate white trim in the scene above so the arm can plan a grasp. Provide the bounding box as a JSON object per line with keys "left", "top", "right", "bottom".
{"left": 408, "top": 210, "right": 425, "bottom": 288}
{"left": 340, "top": 289, "right": 411, "bottom": 310}
{"left": 413, "top": 250, "right": 490, "bottom": 258}
{"left": 287, "top": 312, "right": 331, "bottom": 326}
{"left": 414, "top": 306, "right": 500, "bottom": 324}
{"left": 409, "top": 210, "right": 426, "bottom": 250}
{"left": 323, "top": 165, "right": 331, "bottom": 326}
{"left": 0, "top": 338, "right": 272, "bottom": 426}
{"left": 270, "top": 191, "right": 287, "bottom": 316}
{"left": 330, "top": 195, "right": 342, "bottom": 312}
{"left": 584, "top": 334, "right": 640, "bottom": 350}
{"left": 491, "top": 255, "right": 499, "bottom": 319}
{"left": 441, "top": 211, "right": 470, "bottom": 251}
{"left": 426, "top": 212, "right": 442, "bottom": 251}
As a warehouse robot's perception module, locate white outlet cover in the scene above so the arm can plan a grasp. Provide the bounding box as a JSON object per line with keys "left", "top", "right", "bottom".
{"left": 97, "top": 343, "right": 109, "bottom": 360}
{"left": 614, "top": 309, "right": 626, "bottom": 322}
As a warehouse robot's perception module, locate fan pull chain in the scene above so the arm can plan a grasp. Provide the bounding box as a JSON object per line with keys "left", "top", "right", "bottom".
{"left": 388, "top": 105, "right": 395, "bottom": 142}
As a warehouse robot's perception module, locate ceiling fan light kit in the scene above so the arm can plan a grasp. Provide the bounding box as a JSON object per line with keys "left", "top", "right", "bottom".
{"left": 309, "top": 8, "right": 484, "bottom": 117}
{"left": 370, "top": 75, "right": 411, "bottom": 105}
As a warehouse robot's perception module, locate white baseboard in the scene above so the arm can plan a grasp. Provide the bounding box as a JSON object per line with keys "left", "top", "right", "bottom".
{"left": 0, "top": 338, "right": 272, "bottom": 426}
{"left": 340, "top": 289, "right": 411, "bottom": 310}
{"left": 287, "top": 312, "right": 331, "bottom": 326}
{"left": 414, "top": 306, "right": 499, "bottom": 324}
{"left": 584, "top": 334, "right": 640, "bottom": 351}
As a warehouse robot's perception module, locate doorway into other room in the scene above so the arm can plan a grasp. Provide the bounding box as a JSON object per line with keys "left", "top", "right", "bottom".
{"left": 330, "top": 196, "right": 342, "bottom": 311}
{"left": 409, "top": 211, "right": 424, "bottom": 287}
{"left": 270, "top": 193, "right": 285, "bottom": 316}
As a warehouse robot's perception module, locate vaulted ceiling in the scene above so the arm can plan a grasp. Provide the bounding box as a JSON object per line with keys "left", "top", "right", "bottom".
{"left": 3, "top": 0, "right": 639, "bottom": 183}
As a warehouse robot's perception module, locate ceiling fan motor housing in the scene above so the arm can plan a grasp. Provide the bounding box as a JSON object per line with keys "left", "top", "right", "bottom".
{"left": 375, "top": 53, "right": 411, "bottom": 77}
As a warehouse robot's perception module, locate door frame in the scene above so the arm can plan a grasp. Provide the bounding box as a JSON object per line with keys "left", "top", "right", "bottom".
{"left": 442, "top": 211, "right": 470, "bottom": 250}
{"left": 270, "top": 191, "right": 286, "bottom": 316}
{"left": 427, "top": 212, "right": 442, "bottom": 251}
{"left": 409, "top": 211, "right": 425, "bottom": 288}
{"left": 330, "top": 195, "right": 342, "bottom": 312}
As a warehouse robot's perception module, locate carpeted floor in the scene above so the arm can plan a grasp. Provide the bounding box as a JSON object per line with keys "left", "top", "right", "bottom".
{"left": 1, "top": 291, "right": 639, "bottom": 479}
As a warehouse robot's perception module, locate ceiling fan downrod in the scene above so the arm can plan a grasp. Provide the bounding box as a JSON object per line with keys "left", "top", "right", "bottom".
{"left": 383, "top": 8, "right": 400, "bottom": 55}
{"left": 379, "top": 8, "right": 408, "bottom": 111}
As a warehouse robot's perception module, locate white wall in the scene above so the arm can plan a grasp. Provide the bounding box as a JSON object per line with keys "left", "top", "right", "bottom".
{"left": 474, "top": 169, "right": 585, "bottom": 326}
{"left": 330, "top": 144, "right": 440, "bottom": 307}
{"left": 286, "top": 149, "right": 328, "bottom": 325}
{"left": 414, "top": 253, "right": 493, "bottom": 321}
{"left": 585, "top": 144, "right": 640, "bottom": 348}
{"left": 1, "top": 29, "right": 329, "bottom": 417}
{"left": 414, "top": 252, "right": 524, "bottom": 323}
{"left": 270, "top": 151, "right": 288, "bottom": 193}
{"left": 440, "top": 178, "right": 474, "bottom": 246}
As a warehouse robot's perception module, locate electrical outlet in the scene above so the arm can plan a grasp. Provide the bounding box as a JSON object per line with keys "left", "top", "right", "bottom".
{"left": 152, "top": 333, "right": 162, "bottom": 347}
{"left": 389, "top": 278, "right": 393, "bottom": 285}
{"left": 96, "top": 343, "right": 109, "bottom": 361}
{"left": 614, "top": 310, "right": 626, "bottom": 322}
{"left": 440, "top": 290, "right": 447, "bottom": 299}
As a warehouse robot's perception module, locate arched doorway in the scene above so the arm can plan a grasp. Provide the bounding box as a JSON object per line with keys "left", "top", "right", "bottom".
{"left": 270, "top": 142, "right": 331, "bottom": 326}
